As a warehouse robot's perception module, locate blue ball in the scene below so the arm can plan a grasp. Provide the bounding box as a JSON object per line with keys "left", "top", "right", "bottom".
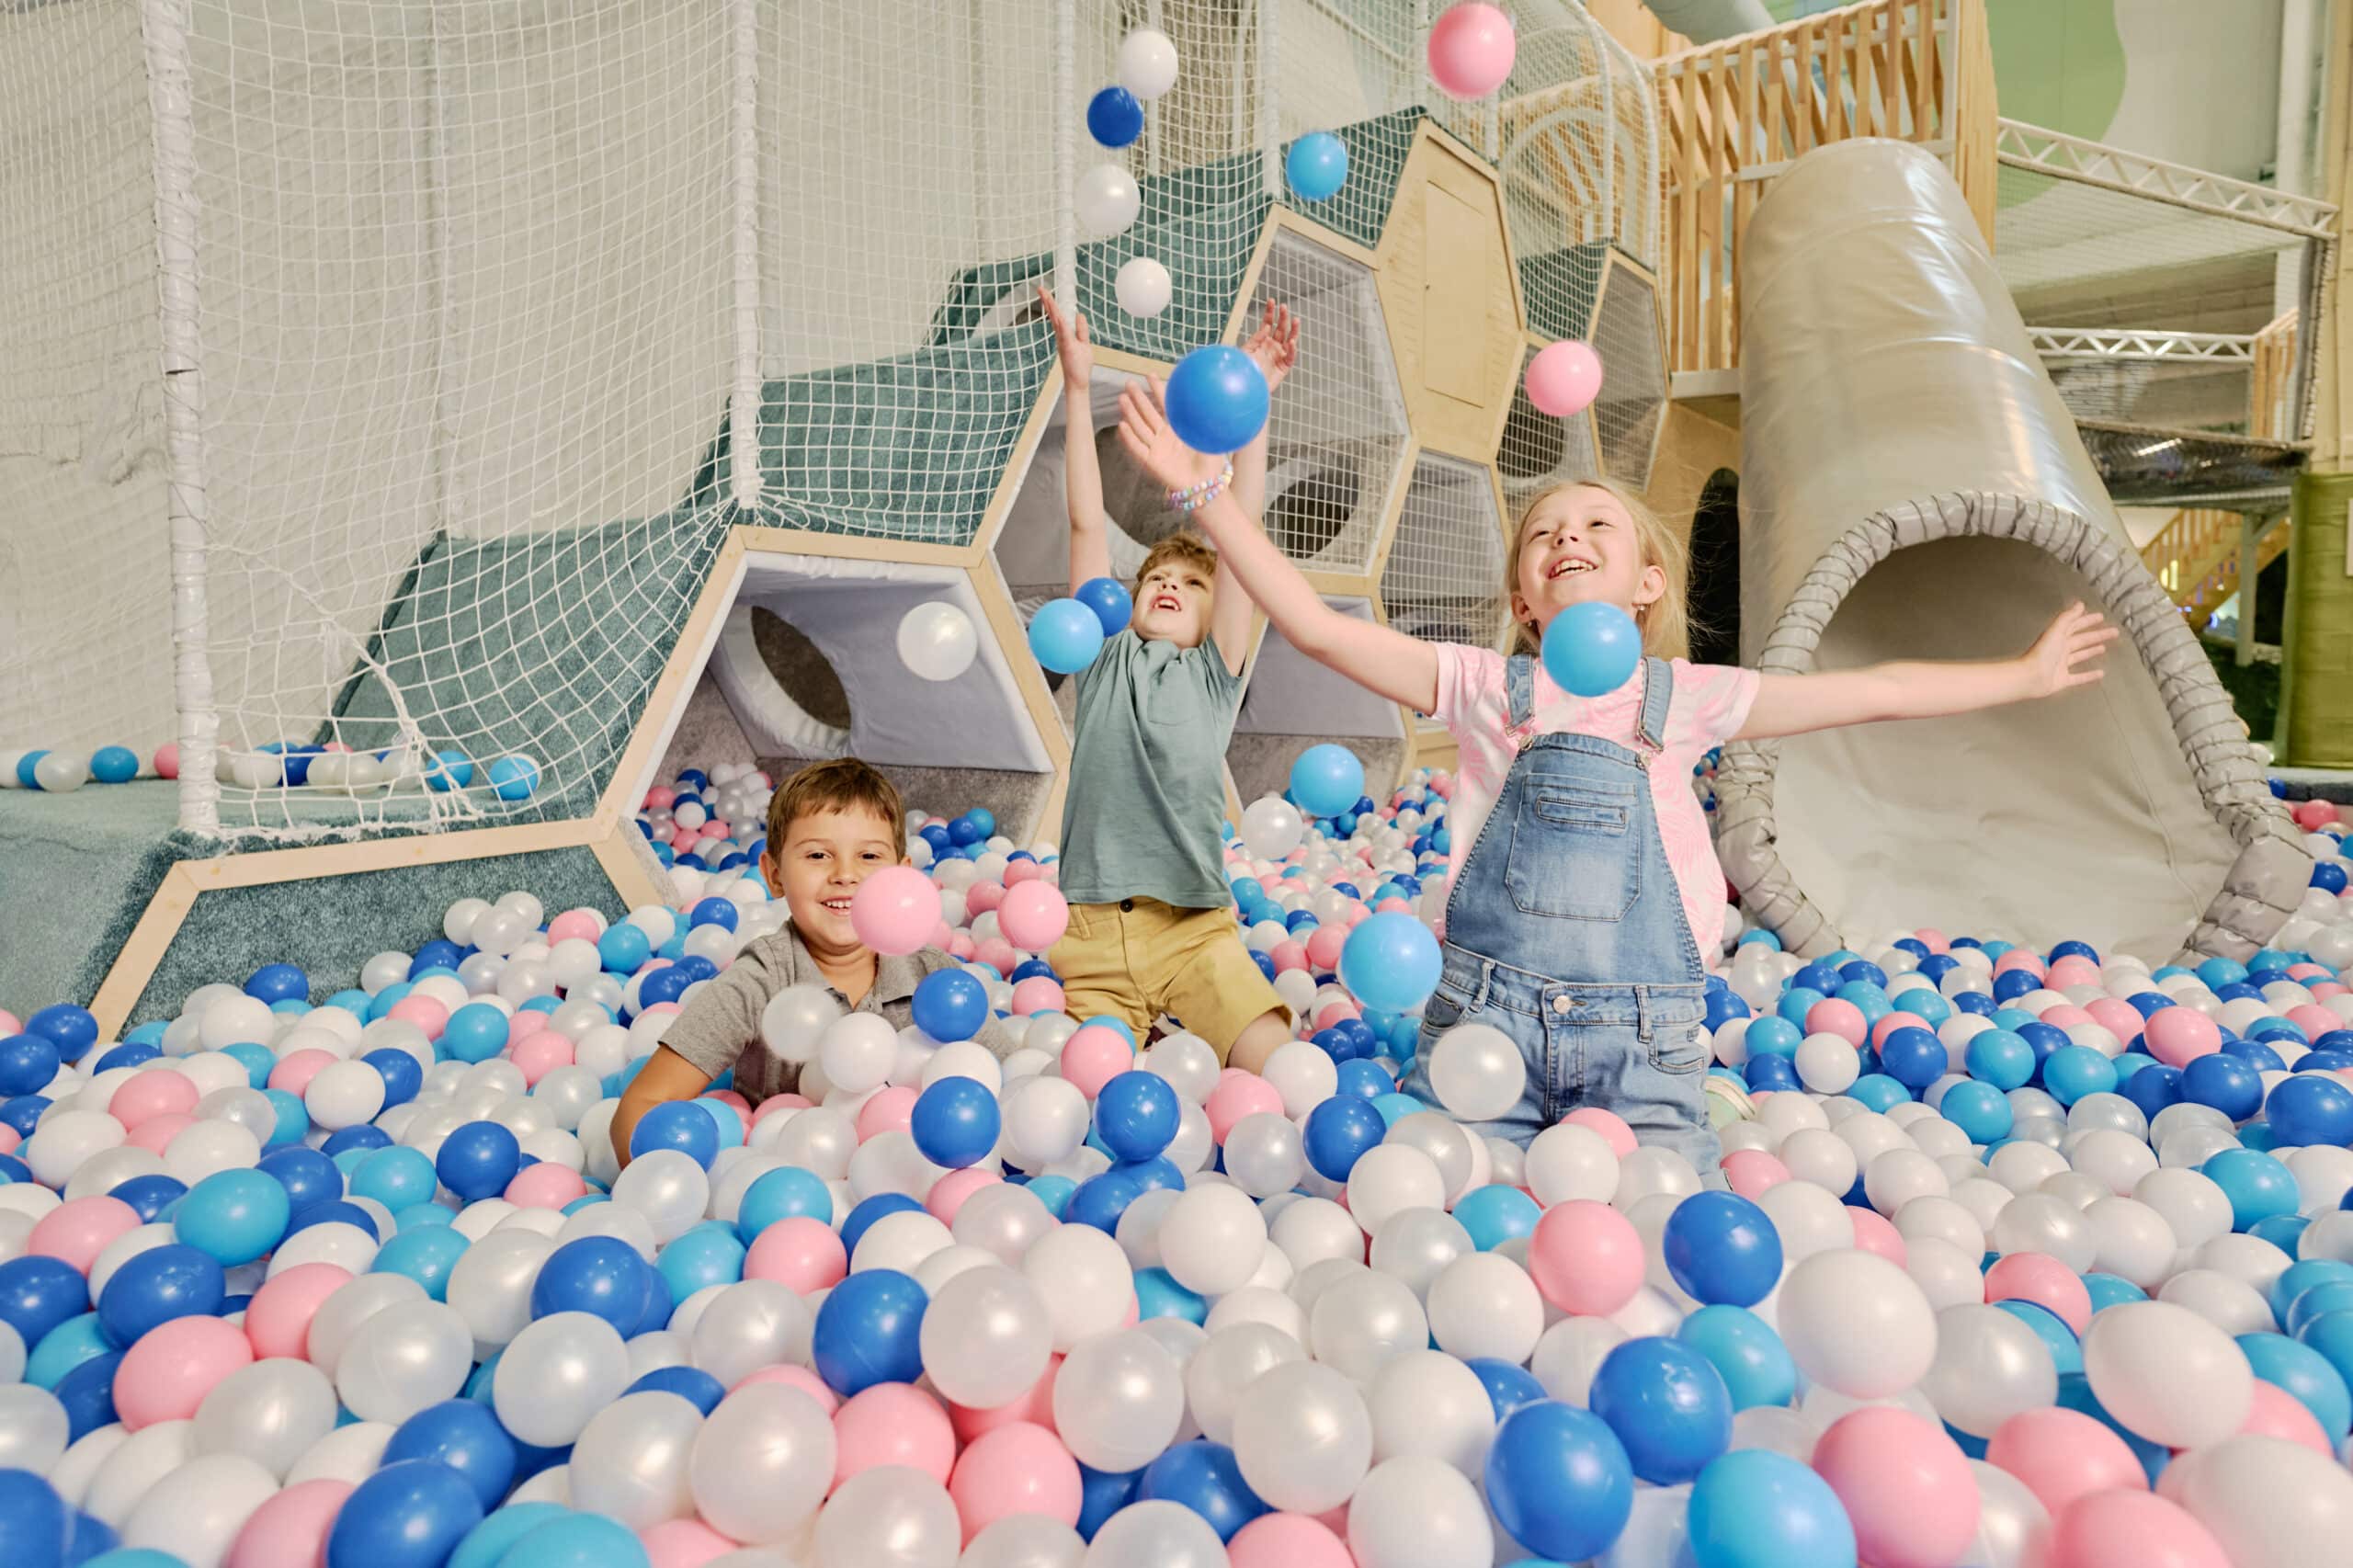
{"left": 2043, "top": 1044, "right": 2119, "bottom": 1107}
{"left": 0, "top": 1035, "right": 60, "bottom": 1097}
{"left": 1540, "top": 600, "right": 1642, "bottom": 698}
{"left": 912, "top": 968, "right": 990, "bottom": 1044}
{"left": 598, "top": 924, "right": 652, "bottom": 973}
{"left": 1483, "top": 1400, "right": 1636, "bottom": 1562}
{"left": 1661, "top": 1191, "right": 1783, "bottom": 1308}
{"left": 1290, "top": 744, "right": 1366, "bottom": 819}
{"left": 1676, "top": 1304, "right": 1797, "bottom": 1411}
{"left": 174, "top": 1168, "right": 291, "bottom": 1267}
{"left": 1938, "top": 1081, "right": 2013, "bottom": 1144}
{"left": 2238, "top": 1331, "right": 2353, "bottom": 1440}
{"left": 325, "top": 1460, "right": 485, "bottom": 1568}
{"left": 839, "top": 1193, "right": 926, "bottom": 1261}
{"left": 1338, "top": 912, "right": 1440, "bottom": 1013}
{"left": 1139, "top": 1439, "right": 1269, "bottom": 1540}
{"left": 2083, "top": 1274, "right": 2148, "bottom": 1313}
{"left": 1134, "top": 1266, "right": 1207, "bottom": 1325}
{"left": 1086, "top": 85, "right": 1144, "bottom": 148}
{"left": 496, "top": 1513, "right": 649, "bottom": 1568}
{"left": 14, "top": 751, "right": 45, "bottom": 788}
{"left": 1302, "top": 1094, "right": 1387, "bottom": 1181}
{"left": 656, "top": 1223, "right": 745, "bottom": 1307}
{"left": 244, "top": 961, "right": 307, "bottom": 1005}
{"left": 1093, "top": 1070, "right": 1180, "bottom": 1164}
{"left": 0, "top": 1468, "right": 68, "bottom": 1567}
{"left": 425, "top": 752, "right": 474, "bottom": 791}
{"left": 435, "top": 1121, "right": 520, "bottom": 1202}
{"left": 1743, "top": 1017, "right": 1802, "bottom": 1060}
{"left": 1029, "top": 598, "right": 1107, "bottom": 674}
{"left": 735, "top": 1165, "right": 834, "bottom": 1239}
{"left": 1065, "top": 1169, "right": 1145, "bottom": 1233}
{"left": 1877, "top": 1027, "right": 1947, "bottom": 1091}
{"left": 287, "top": 1200, "right": 380, "bottom": 1243}
{"left": 362, "top": 1048, "right": 424, "bottom": 1110}
{"left": 1848, "top": 1074, "right": 1911, "bottom": 1112}
{"left": 26, "top": 1313, "right": 110, "bottom": 1392}
{"left": 96, "top": 1244, "right": 222, "bottom": 1348}
{"left": 108, "top": 1175, "right": 187, "bottom": 1225}
{"left": 625, "top": 1365, "right": 728, "bottom": 1415}
{"left": 2121, "top": 1062, "right": 2184, "bottom": 1120}
{"left": 529, "top": 1236, "right": 654, "bottom": 1332}
{"left": 1995, "top": 1300, "right": 2083, "bottom": 1376}
{"left": 2182, "top": 1052, "right": 2263, "bottom": 1121}
{"left": 2267, "top": 1072, "right": 2353, "bottom": 1147}
{"left": 1075, "top": 576, "right": 1133, "bottom": 636}
{"left": 1464, "top": 1358, "right": 1550, "bottom": 1422}
{"left": 631, "top": 1100, "right": 721, "bottom": 1169}
{"left": 1454, "top": 1184, "right": 1541, "bottom": 1251}
{"left": 53, "top": 1348, "right": 123, "bottom": 1441}
{"left": 1588, "top": 1336, "right": 1733, "bottom": 1484}
{"left": 89, "top": 744, "right": 139, "bottom": 784}
{"left": 1285, "top": 131, "right": 1349, "bottom": 200}
{"left": 382, "top": 1400, "right": 517, "bottom": 1510}
{"left": 910, "top": 1075, "right": 1003, "bottom": 1170}
{"left": 1165, "top": 344, "right": 1270, "bottom": 456}
{"left": 687, "top": 896, "right": 738, "bottom": 933}
{"left": 1688, "top": 1449, "right": 1857, "bottom": 1568}
{"left": 812, "top": 1268, "right": 927, "bottom": 1396}
{"left": 256, "top": 1146, "right": 341, "bottom": 1211}
{"left": 2201, "top": 1147, "right": 2300, "bottom": 1233}
{"left": 351, "top": 1146, "right": 438, "bottom": 1211}
{"left": 373, "top": 1227, "right": 472, "bottom": 1301}
{"left": 486, "top": 756, "right": 540, "bottom": 801}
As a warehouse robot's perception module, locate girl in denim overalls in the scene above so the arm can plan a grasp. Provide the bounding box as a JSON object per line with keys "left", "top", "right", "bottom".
{"left": 1117, "top": 387, "right": 2118, "bottom": 1170}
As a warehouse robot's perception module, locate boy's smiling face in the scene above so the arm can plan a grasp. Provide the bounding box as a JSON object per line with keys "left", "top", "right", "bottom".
{"left": 1132, "top": 557, "right": 1213, "bottom": 648}
{"left": 759, "top": 803, "right": 902, "bottom": 954}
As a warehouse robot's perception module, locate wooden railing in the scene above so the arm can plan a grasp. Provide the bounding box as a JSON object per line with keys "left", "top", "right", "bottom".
{"left": 2251, "top": 310, "right": 2300, "bottom": 441}
{"left": 2141, "top": 506, "right": 2290, "bottom": 622}
{"left": 1654, "top": 0, "right": 1997, "bottom": 377}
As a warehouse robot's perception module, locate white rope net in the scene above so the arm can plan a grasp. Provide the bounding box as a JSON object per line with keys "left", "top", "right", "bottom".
{"left": 0, "top": 0, "right": 1660, "bottom": 840}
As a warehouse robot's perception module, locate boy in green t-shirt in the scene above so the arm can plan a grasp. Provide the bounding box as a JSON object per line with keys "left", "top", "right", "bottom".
{"left": 1035, "top": 285, "right": 1298, "bottom": 1072}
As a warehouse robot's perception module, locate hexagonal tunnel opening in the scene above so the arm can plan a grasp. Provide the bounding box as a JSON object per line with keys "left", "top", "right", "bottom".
{"left": 1381, "top": 451, "right": 1509, "bottom": 738}
{"left": 651, "top": 552, "right": 1058, "bottom": 843}
{"left": 1230, "top": 597, "right": 1406, "bottom": 807}
{"left": 1589, "top": 254, "right": 1665, "bottom": 490}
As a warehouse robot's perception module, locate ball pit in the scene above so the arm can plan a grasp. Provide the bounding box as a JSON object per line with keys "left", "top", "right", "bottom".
{"left": 0, "top": 763, "right": 2345, "bottom": 1565}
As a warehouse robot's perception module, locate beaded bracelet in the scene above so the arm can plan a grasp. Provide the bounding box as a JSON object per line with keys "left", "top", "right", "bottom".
{"left": 1167, "top": 461, "right": 1234, "bottom": 515}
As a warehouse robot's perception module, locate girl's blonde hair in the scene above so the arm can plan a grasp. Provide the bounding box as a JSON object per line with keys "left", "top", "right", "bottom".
{"left": 1505, "top": 478, "right": 1691, "bottom": 662}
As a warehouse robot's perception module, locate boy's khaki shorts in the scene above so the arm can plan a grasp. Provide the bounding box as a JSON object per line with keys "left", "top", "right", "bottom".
{"left": 1051, "top": 897, "right": 1290, "bottom": 1062}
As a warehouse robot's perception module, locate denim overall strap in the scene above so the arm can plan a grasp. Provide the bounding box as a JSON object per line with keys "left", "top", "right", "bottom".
{"left": 1634, "top": 655, "right": 1673, "bottom": 756}
{"left": 1501, "top": 654, "right": 1537, "bottom": 744}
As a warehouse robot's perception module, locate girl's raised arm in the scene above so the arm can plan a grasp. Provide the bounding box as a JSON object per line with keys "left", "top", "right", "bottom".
{"left": 1733, "top": 601, "right": 2118, "bottom": 741}
{"left": 1037, "top": 285, "right": 1112, "bottom": 594}
{"left": 1117, "top": 381, "right": 1440, "bottom": 714}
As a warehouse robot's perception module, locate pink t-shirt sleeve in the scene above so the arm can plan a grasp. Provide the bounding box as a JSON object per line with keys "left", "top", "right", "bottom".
{"left": 1673, "top": 660, "right": 1761, "bottom": 747}
{"left": 1430, "top": 642, "right": 1506, "bottom": 737}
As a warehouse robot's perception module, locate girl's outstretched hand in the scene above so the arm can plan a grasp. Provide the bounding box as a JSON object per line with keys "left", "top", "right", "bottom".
{"left": 1242, "top": 301, "right": 1302, "bottom": 394}
{"left": 1036, "top": 283, "right": 1093, "bottom": 392}
{"left": 2021, "top": 601, "right": 2120, "bottom": 698}
{"left": 1116, "top": 379, "right": 1227, "bottom": 494}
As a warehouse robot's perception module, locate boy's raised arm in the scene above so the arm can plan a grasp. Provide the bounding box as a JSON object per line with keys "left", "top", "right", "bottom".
{"left": 1039, "top": 286, "right": 1112, "bottom": 596}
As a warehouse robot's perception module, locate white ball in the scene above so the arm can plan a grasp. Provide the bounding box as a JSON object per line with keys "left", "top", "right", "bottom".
{"left": 896, "top": 600, "right": 979, "bottom": 683}
{"left": 1424, "top": 1023, "right": 1526, "bottom": 1122}
{"left": 1115, "top": 256, "right": 1173, "bottom": 319}
{"left": 1157, "top": 1184, "right": 1268, "bottom": 1298}
{"left": 1776, "top": 1248, "right": 1938, "bottom": 1399}
{"left": 2082, "top": 1300, "right": 2252, "bottom": 1449}
{"left": 1074, "top": 163, "right": 1142, "bottom": 239}
{"left": 1117, "top": 26, "right": 1180, "bottom": 99}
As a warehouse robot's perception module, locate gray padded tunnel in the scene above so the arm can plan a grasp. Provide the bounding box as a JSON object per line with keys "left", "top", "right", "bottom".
{"left": 1711, "top": 141, "right": 2310, "bottom": 966}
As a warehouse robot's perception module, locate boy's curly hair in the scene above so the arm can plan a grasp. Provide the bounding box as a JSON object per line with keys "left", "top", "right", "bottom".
{"left": 1136, "top": 530, "right": 1219, "bottom": 591}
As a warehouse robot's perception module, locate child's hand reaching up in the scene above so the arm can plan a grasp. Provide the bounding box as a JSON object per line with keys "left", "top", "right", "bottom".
{"left": 2019, "top": 601, "right": 2120, "bottom": 698}
{"left": 1117, "top": 379, "right": 1228, "bottom": 494}
{"left": 1036, "top": 283, "right": 1093, "bottom": 392}
{"left": 1242, "top": 301, "right": 1301, "bottom": 394}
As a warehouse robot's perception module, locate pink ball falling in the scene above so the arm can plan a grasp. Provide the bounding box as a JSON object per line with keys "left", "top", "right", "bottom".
{"left": 1425, "top": 1, "right": 1517, "bottom": 99}
{"left": 1524, "top": 340, "right": 1603, "bottom": 417}
{"left": 850, "top": 866, "right": 945, "bottom": 957}
{"left": 997, "top": 881, "right": 1072, "bottom": 952}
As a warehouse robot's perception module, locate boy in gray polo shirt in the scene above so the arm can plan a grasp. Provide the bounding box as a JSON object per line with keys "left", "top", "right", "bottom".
{"left": 1036, "top": 287, "right": 1298, "bottom": 1071}
{"left": 611, "top": 757, "right": 1014, "bottom": 1165}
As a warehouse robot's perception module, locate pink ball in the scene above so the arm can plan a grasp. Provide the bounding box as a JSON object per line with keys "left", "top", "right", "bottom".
{"left": 699, "top": 820, "right": 729, "bottom": 840}
{"left": 926, "top": 1166, "right": 1001, "bottom": 1224}
{"left": 154, "top": 743, "right": 180, "bottom": 779}
{"left": 0, "top": 1011, "right": 17, "bottom": 1037}
{"left": 128, "top": 1113, "right": 193, "bottom": 1154}
{"left": 1426, "top": 1, "right": 1516, "bottom": 99}
{"left": 975, "top": 938, "right": 1021, "bottom": 978}
{"left": 1004, "top": 858, "right": 1044, "bottom": 886}
{"left": 2048, "top": 956, "right": 2101, "bottom": 989}
{"left": 0, "top": 1126, "right": 16, "bottom": 1156}
{"left": 2239, "top": 1379, "right": 2335, "bottom": 1456}
{"left": 508, "top": 1031, "right": 574, "bottom": 1086}
{"left": 385, "top": 995, "right": 449, "bottom": 1040}
{"left": 948, "top": 1420, "right": 1082, "bottom": 1541}
{"left": 2145, "top": 1006, "right": 2223, "bottom": 1067}
{"left": 949, "top": 933, "right": 979, "bottom": 961}
{"left": 1720, "top": 1150, "right": 1790, "bottom": 1199}
{"left": 1203, "top": 1073, "right": 1284, "bottom": 1142}
{"left": 115, "top": 1314, "right": 253, "bottom": 1428}
{"left": 2294, "top": 799, "right": 2339, "bottom": 830}
{"left": 998, "top": 881, "right": 1072, "bottom": 953}
{"left": 851, "top": 866, "right": 944, "bottom": 957}
{"left": 737, "top": 1362, "right": 840, "bottom": 1415}
{"left": 2039, "top": 1004, "right": 2092, "bottom": 1031}
{"left": 857, "top": 1085, "right": 918, "bottom": 1142}
{"left": 1560, "top": 1107, "right": 1636, "bottom": 1157}
{"left": 1229, "top": 1513, "right": 1355, "bottom": 1568}
{"left": 1805, "top": 998, "right": 1868, "bottom": 1048}
{"left": 1312, "top": 1001, "right": 1360, "bottom": 1031}
{"left": 1984, "top": 1251, "right": 2091, "bottom": 1335}
{"left": 1270, "top": 941, "right": 1310, "bottom": 976}
{"left": 1811, "top": 1407, "right": 1979, "bottom": 1568}
{"left": 707, "top": 1090, "right": 751, "bottom": 1117}
{"left": 2046, "top": 1490, "right": 2231, "bottom": 1568}
{"left": 965, "top": 881, "right": 1007, "bottom": 918}
{"left": 1985, "top": 1407, "right": 2147, "bottom": 1516}
{"left": 644, "top": 786, "right": 676, "bottom": 810}
{"left": 1374, "top": 898, "right": 1412, "bottom": 916}
{"left": 948, "top": 1356, "right": 1062, "bottom": 1443}
{"left": 1009, "top": 977, "right": 1065, "bottom": 1017}
{"left": 109, "top": 1069, "right": 199, "bottom": 1130}
{"left": 29, "top": 1196, "right": 142, "bottom": 1275}
{"left": 506, "top": 1162, "right": 587, "bottom": 1210}
{"left": 744, "top": 1216, "right": 847, "bottom": 1296}
{"left": 226, "top": 1478, "right": 351, "bottom": 1568}
{"left": 1342, "top": 904, "right": 1370, "bottom": 929}
{"left": 2086, "top": 997, "right": 2144, "bottom": 1040}
{"left": 1304, "top": 926, "right": 1347, "bottom": 972}
{"left": 1992, "top": 949, "right": 2046, "bottom": 980}
{"left": 1915, "top": 928, "right": 1952, "bottom": 955}
{"left": 547, "top": 909, "right": 603, "bottom": 945}
{"left": 2289, "top": 1004, "right": 2340, "bottom": 1042}
{"left": 1528, "top": 1199, "right": 1643, "bottom": 1316}
{"left": 1870, "top": 1013, "right": 1915, "bottom": 1051}
{"left": 670, "top": 829, "right": 699, "bottom": 854}
{"left": 639, "top": 1518, "right": 739, "bottom": 1568}
{"left": 1059, "top": 1027, "right": 1133, "bottom": 1099}
{"left": 506, "top": 1010, "right": 551, "bottom": 1046}
{"left": 268, "top": 1048, "right": 337, "bottom": 1096}
{"left": 1524, "top": 339, "right": 1603, "bottom": 417}
{"left": 752, "top": 1093, "right": 812, "bottom": 1124}
{"left": 1848, "top": 1208, "right": 1907, "bottom": 1266}
{"left": 835, "top": 1382, "right": 956, "bottom": 1487}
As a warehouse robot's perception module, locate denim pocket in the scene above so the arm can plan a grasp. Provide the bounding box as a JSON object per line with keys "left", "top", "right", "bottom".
{"left": 1648, "top": 1025, "right": 1709, "bottom": 1074}
{"left": 1505, "top": 772, "right": 1641, "bottom": 921}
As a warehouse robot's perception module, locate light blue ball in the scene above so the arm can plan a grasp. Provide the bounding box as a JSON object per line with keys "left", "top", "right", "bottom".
{"left": 487, "top": 755, "right": 540, "bottom": 801}
{"left": 1290, "top": 744, "right": 1365, "bottom": 819}
{"left": 1165, "top": 343, "right": 1271, "bottom": 456}
{"left": 1338, "top": 912, "right": 1441, "bottom": 1013}
{"left": 1540, "top": 600, "right": 1641, "bottom": 698}
{"left": 90, "top": 746, "right": 140, "bottom": 784}
{"left": 425, "top": 751, "right": 474, "bottom": 791}
{"left": 1286, "top": 131, "right": 1349, "bottom": 200}
{"left": 1028, "top": 598, "right": 1107, "bottom": 674}
{"left": 174, "top": 1168, "right": 290, "bottom": 1267}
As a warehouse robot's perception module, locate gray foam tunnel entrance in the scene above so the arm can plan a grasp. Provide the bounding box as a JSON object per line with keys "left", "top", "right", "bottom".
{"left": 1710, "top": 142, "right": 2309, "bottom": 965}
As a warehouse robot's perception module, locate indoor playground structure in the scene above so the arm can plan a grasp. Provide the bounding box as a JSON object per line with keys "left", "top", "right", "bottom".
{"left": 2, "top": 0, "right": 2353, "bottom": 1565}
